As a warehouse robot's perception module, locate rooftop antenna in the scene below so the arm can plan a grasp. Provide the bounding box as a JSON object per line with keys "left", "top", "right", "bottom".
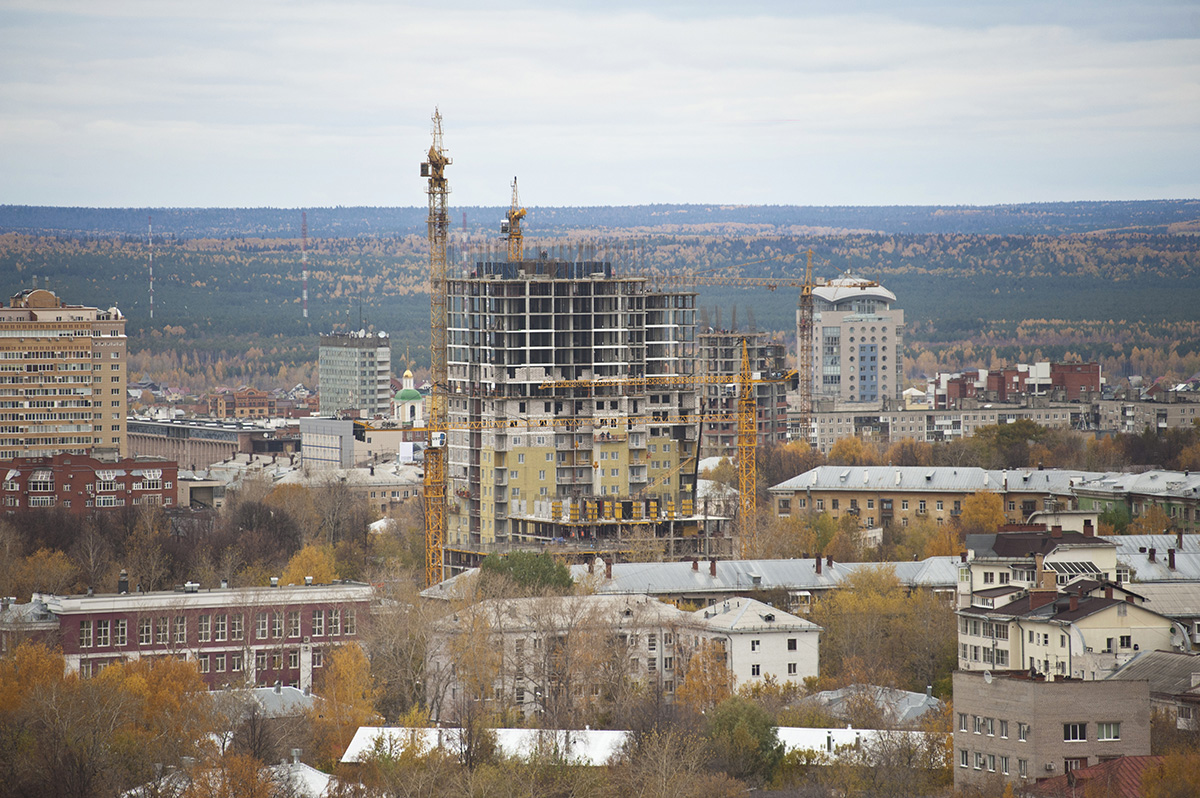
{"left": 301, "top": 211, "right": 309, "bottom": 319}
{"left": 148, "top": 215, "right": 154, "bottom": 320}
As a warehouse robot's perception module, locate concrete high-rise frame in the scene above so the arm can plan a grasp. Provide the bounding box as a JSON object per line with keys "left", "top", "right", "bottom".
{"left": 444, "top": 258, "right": 699, "bottom": 562}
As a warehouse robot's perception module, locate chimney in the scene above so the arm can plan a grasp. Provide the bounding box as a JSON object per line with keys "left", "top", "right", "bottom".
{"left": 1104, "top": 585, "right": 1113, "bottom": 599}
{"left": 1148, "top": 548, "right": 1156, "bottom": 563}
{"left": 1083, "top": 519, "right": 1094, "bottom": 537}
{"left": 1051, "top": 525, "right": 1063, "bottom": 538}
{"left": 926, "top": 685, "right": 933, "bottom": 698}
{"left": 691, "top": 558, "right": 699, "bottom": 572}
{"left": 1178, "top": 528, "right": 1185, "bottom": 550}
{"left": 826, "top": 555, "right": 833, "bottom": 568}
{"left": 960, "top": 552, "right": 968, "bottom": 563}
{"left": 1125, "top": 595, "right": 1135, "bottom": 604}
{"left": 816, "top": 556, "right": 823, "bottom": 575}
{"left": 304, "top": 576, "right": 313, "bottom": 586}
{"left": 1069, "top": 594, "right": 1078, "bottom": 612}
{"left": 118, "top": 569, "right": 129, "bottom": 595}
{"left": 1169, "top": 548, "right": 1177, "bottom": 570}
{"left": 709, "top": 558, "right": 717, "bottom": 578}
{"left": 274, "top": 680, "right": 282, "bottom": 694}
{"left": 605, "top": 560, "right": 612, "bottom": 580}
{"left": 291, "top": 748, "right": 302, "bottom": 765}
{"left": 1029, "top": 589, "right": 1057, "bottom": 611}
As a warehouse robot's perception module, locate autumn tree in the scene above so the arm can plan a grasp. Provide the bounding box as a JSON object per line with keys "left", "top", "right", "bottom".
{"left": 311, "top": 644, "right": 380, "bottom": 769}
{"left": 811, "top": 566, "right": 956, "bottom": 695}
{"left": 676, "top": 640, "right": 732, "bottom": 715}
{"left": 827, "top": 436, "right": 880, "bottom": 467}
{"left": 280, "top": 543, "right": 338, "bottom": 586}
{"left": 1129, "top": 506, "right": 1174, "bottom": 536}
{"left": 958, "top": 490, "right": 1006, "bottom": 535}
{"left": 704, "top": 696, "right": 783, "bottom": 784}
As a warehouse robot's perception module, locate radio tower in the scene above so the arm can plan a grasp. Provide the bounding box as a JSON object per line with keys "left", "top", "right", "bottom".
{"left": 148, "top": 215, "right": 154, "bottom": 320}
{"left": 301, "top": 211, "right": 309, "bottom": 319}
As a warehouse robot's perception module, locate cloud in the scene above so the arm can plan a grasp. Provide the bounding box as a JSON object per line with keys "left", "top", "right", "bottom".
{"left": 0, "top": 1, "right": 1197, "bottom": 206}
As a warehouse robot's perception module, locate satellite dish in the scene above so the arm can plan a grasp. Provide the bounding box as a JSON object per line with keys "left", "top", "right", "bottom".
{"left": 983, "top": 671, "right": 993, "bottom": 684}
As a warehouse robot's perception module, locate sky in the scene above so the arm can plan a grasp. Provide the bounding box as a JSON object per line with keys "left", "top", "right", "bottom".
{"left": 2, "top": 0, "right": 1198, "bottom": 208}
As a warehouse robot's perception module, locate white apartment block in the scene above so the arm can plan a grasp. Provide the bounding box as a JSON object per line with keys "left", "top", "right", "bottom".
{"left": 318, "top": 331, "right": 392, "bottom": 418}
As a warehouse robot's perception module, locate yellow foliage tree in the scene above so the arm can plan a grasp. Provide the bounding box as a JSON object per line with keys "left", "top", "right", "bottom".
{"left": 959, "top": 490, "right": 1006, "bottom": 535}
{"left": 1129, "top": 506, "right": 1174, "bottom": 536}
{"left": 311, "top": 644, "right": 379, "bottom": 768}
{"left": 280, "top": 543, "right": 338, "bottom": 586}
{"left": 676, "top": 639, "right": 733, "bottom": 714}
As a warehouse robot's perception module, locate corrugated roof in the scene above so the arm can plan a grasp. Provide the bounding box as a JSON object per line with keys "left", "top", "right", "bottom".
{"left": 1131, "top": 582, "right": 1200, "bottom": 617}
{"left": 1120, "top": 551, "right": 1200, "bottom": 582}
{"left": 1107, "top": 650, "right": 1200, "bottom": 697}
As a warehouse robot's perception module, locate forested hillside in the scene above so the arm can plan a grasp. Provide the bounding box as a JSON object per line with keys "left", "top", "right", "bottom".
{"left": 1, "top": 200, "right": 1197, "bottom": 392}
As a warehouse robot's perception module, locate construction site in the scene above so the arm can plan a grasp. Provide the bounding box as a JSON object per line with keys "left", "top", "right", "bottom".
{"left": 418, "top": 111, "right": 805, "bottom": 585}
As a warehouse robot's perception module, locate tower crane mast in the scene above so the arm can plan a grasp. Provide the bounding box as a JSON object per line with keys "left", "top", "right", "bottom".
{"left": 502, "top": 177, "right": 527, "bottom": 262}
{"left": 421, "top": 109, "right": 451, "bottom": 588}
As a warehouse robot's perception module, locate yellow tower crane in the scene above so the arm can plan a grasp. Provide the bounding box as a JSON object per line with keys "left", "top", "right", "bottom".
{"left": 501, "top": 177, "right": 527, "bottom": 262}
{"left": 420, "top": 109, "right": 451, "bottom": 588}
{"left": 540, "top": 342, "right": 797, "bottom": 557}
{"left": 661, "top": 250, "right": 876, "bottom": 449}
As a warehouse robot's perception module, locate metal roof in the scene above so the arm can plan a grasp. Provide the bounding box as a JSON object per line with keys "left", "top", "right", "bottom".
{"left": 770, "top": 466, "right": 1106, "bottom": 496}
{"left": 1130, "top": 582, "right": 1200, "bottom": 618}
{"left": 1106, "top": 649, "right": 1200, "bottom": 698}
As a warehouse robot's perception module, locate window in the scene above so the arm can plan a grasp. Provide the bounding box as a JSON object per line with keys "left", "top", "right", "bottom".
{"left": 231, "top": 653, "right": 243, "bottom": 672}
{"left": 271, "top": 612, "right": 282, "bottom": 638}
{"left": 1064, "top": 722, "right": 1087, "bottom": 742}
{"left": 974, "top": 752, "right": 984, "bottom": 770}
{"left": 1098, "top": 722, "right": 1120, "bottom": 741}
{"left": 1065, "top": 757, "right": 1088, "bottom": 773}
{"left": 96, "top": 620, "right": 110, "bottom": 647}
{"left": 1119, "top": 635, "right": 1131, "bottom": 649}
{"left": 156, "top": 617, "right": 169, "bottom": 644}
{"left": 329, "top": 610, "right": 341, "bottom": 636}
{"left": 139, "top": 618, "right": 152, "bottom": 645}
{"left": 937, "top": 501, "right": 944, "bottom": 511}
{"left": 289, "top": 651, "right": 299, "bottom": 669}
{"left": 983, "top": 571, "right": 995, "bottom": 584}
{"left": 751, "top": 664, "right": 761, "bottom": 676}
{"left": 664, "top": 657, "right": 674, "bottom": 671}
{"left": 256, "top": 613, "right": 268, "bottom": 640}
{"left": 959, "top": 713, "right": 968, "bottom": 732}
{"left": 918, "top": 500, "right": 926, "bottom": 513}
{"left": 198, "top": 614, "right": 211, "bottom": 642}
{"left": 175, "top": 616, "right": 187, "bottom": 645}
{"left": 272, "top": 652, "right": 282, "bottom": 670}
{"left": 231, "top": 614, "right": 243, "bottom": 641}
{"left": 313, "top": 649, "right": 324, "bottom": 668}
{"left": 959, "top": 749, "right": 969, "bottom": 769}
{"left": 345, "top": 609, "right": 356, "bottom": 635}
{"left": 1000, "top": 720, "right": 1009, "bottom": 739}
{"left": 787, "top": 638, "right": 797, "bottom": 651}
{"left": 215, "top": 654, "right": 226, "bottom": 673}
{"left": 787, "top": 662, "right": 797, "bottom": 675}
{"left": 1018, "top": 723, "right": 1029, "bottom": 741}
{"left": 974, "top": 716, "right": 983, "bottom": 734}
{"left": 198, "top": 655, "right": 209, "bottom": 674}
{"left": 1001, "top": 756, "right": 1009, "bottom": 775}
{"left": 987, "top": 717, "right": 995, "bottom": 736}
{"left": 1019, "top": 759, "right": 1028, "bottom": 778}
{"left": 256, "top": 651, "right": 267, "bottom": 672}
{"left": 114, "top": 619, "right": 127, "bottom": 646}
{"left": 312, "top": 610, "right": 325, "bottom": 637}
{"left": 215, "top": 615, "right": 227, "bottom": 642}
{"left": 750, "top": 640, "right": 760, "bottom": 652}
{"left": 901, "top": 500, "right": 909, "bottom": 510}
{"left": 987, "top": 754, "right": 996, "bottom": 772}
{"left": 831, "top": 499, "right": 839, "bottom": 510}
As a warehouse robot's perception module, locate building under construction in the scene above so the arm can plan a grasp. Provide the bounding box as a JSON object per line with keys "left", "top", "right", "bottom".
{"left": 443, "top": 256, "right": 714, "bottom": 568}
{"left": 697, "top": 330, "right": 789, "bottom": 459}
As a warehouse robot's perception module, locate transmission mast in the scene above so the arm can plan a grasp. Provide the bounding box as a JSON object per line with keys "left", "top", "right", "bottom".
{"left": 420, "top": 109, "right": 452, "bottom": 588}
{"left": 301, "top": 211, "right": 309, "bottom": 319}
{"left": 148, "top": 215, "right": 154, "bottom": 320}
{"left": 502, "top": 176, "right": 526, "bottom": 262}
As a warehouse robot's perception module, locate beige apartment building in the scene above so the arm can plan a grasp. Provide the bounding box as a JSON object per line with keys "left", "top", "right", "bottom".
{"left": 0, "top": 289, "right": 127, "bottom": 459}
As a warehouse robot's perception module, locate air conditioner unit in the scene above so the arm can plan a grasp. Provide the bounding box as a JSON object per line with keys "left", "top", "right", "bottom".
{"left": 1044, "top": 763, "right": 1055, "bottom": 772}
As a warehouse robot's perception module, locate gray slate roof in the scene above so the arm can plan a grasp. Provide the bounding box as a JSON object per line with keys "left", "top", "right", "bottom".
{"left": 1131, "top": 582, "right": 1200, "bottom": 618}
{"left": 806, "top": 684, "right": 943, "bottom": 726}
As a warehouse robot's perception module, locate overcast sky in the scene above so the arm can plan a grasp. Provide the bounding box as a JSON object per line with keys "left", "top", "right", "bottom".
{"left": 2, "top": 0, "right": 1198, "bottom": 208}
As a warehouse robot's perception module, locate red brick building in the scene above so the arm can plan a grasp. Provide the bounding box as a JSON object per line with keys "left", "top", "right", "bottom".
{"left": 208, "top": 387, "right": 278, "bottom": 419}
{"left": 1, "top": 452, "right": 178, "bottom": 512}
{"left": 0, "top": 581, "right": 372, "bottom": 692}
